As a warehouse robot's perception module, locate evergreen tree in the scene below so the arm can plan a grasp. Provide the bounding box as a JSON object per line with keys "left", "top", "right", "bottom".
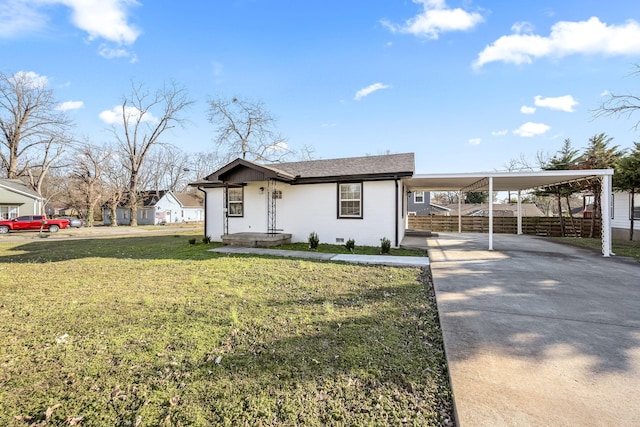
{"left": 614, "top": 142, "right": 640, "bottom": 240}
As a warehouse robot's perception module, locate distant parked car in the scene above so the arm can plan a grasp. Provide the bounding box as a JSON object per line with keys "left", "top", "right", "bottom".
{"left": 59, "top": 216, "right": 85, "bottom": 228}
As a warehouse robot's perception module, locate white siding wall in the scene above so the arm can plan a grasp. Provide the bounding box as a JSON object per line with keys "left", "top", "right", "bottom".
{"left": 204, "top": 188, "right": 225, "bottom": 240}
{"left": 612, "top": 191, "right": 640, "bottom": 239}
{"left": 203, "top": 180, "right": 403, "bottom": 247}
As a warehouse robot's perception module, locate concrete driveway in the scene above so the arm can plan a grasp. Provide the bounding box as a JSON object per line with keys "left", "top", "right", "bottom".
{"left": 426, "top": 233, "right": 640, "bottom": 426}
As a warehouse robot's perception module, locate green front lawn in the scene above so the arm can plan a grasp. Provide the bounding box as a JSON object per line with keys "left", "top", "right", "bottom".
{"left": 551, "top": 237, "right": 640, "bottom": 262}
{"left": 0, "top": 235, "right": 452, "bottom": 426}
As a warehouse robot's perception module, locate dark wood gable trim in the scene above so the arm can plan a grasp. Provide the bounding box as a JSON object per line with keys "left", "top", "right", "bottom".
{"left": 210, "top": 159, "right": 295, "bottom": 184}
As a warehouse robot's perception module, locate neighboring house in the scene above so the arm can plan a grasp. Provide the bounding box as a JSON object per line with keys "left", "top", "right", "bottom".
{"left": 407, "top": 191, "right": 431, "bottom": 215}
{"left": 406, "top": 192, "right": 453, "bottom": 216}
{"left": 612, "top": 191, "right": 640, "bottom": 240}
{"left": 191, "top": 153, "right": 415, "bottom": 247}
{"left": 103, "top": 191, "right": 204, "bottom": 225}
{"left": 444, "top": 203, "right": 546, "bottom": 217}
{"left": 0, "top": 179, "right": 43, "bottom": 219}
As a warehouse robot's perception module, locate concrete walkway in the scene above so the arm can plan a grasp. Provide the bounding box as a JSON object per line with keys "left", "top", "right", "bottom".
{"left": 426, "top": 233, "right": 640, "bottom": 426}
{"left": 209, "top": 245, "right": 430, "bottom": 268}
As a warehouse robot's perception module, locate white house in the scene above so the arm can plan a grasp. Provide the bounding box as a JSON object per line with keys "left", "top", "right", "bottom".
{"left": 612, "top": 190, "right": 640, "bottom": 240}
{"left": 191, "top": 153, "right": 414, "bottom": 247}
{"left": 104, "top": 191, "right": 204, "bottom": 225}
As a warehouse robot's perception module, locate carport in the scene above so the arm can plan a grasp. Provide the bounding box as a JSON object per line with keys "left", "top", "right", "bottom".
{"left": 403, "top": 169, "right": 614, "bottom": 256}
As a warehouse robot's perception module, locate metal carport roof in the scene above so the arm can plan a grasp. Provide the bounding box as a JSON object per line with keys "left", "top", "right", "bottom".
{"left": 404, "top": 169, "right": 613, "bottom": 192}
{"left": 402, "top": 169, "right": 614, "bottom": 256}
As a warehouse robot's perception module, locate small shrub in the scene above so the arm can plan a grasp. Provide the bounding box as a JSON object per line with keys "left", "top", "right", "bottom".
{"left": 380, "top": 237, "right": 391, "bottom": 254}
{"left": 345, "top": 238, "right": 355, "bottom": 252}
{"left": 202, "top": 235, "right": 212, "bottom": 244}
{"left": 188, "top": 238, "right": 197, "bottom": 245}
{"left": 308, "top": 231, "right": 320, "bottom": 249}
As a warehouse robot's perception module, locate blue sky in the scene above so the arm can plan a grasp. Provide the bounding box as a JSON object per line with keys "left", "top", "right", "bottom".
{"left": 2, "top": 0, "right": 640, "bottom": 174}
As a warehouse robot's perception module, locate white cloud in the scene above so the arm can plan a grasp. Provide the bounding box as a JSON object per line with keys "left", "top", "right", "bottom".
{"left": 98, "top": 44, "right": 137, "bottom": 62}
{"left": 13, "top": 71, "right": 49, "bottom": 88}
{"left": 57, "top": 100, "right": 84, "bottom": 111}
{"left": 354, "top": 83, "right": 391, "bottom": 101}
{"left": 474, "top": 17, "right": 640, "bottom": 68}
{"left": 99, "top": 105, "right": 158, "bottom": 125}
{"left": 1, "top": 0, "right": 140, "bottom": 48}
{"left": 534, "top": 95, "right": 578, "bottom": 112}
{"left": 40, "top": 0, "right": 140, "bottom": 44}
{"left": 511, "top": 21, "right": 535, "bottom": 34}
{"left": 468, "top": 138, "right": 482, "bottom": 145}
{"left": 513, "top": 122, "right": 550, "bottom": 137}
{"left": 491, "top": 129, "right": 509, "bottom": 137}
{"left": 520, "top": 105, "right": 536, "bottom": 114}
{"left": 381, "top": 0, "right": 484, "bottom": 39}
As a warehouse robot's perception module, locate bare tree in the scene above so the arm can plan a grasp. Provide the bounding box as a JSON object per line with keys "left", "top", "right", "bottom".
{"left": 107, "top": 80, "right": 193, "bottom": 226}
{"left": 595, "top": 64, "right": 640, "bottom": 129}
{"left": 0, "top": 71, "right": 74, "bottom": 192}
{"left": 431, "top": 192, "right": 459, "bottom": 205}
{"left": 144, "top": 144, "right": 192, "bottom": 192}
{"left": 103, "top": 150, "right": 129, "bottom": 227}
{"left": 68, "top": 142, "right": 111, "bottom": 226}
{"left": 207, "top": 95, "right": 290, "bottom": 163}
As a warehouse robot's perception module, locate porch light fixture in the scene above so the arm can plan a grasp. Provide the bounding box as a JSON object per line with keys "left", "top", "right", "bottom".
{"left": 259, "top": 187, "right": 265, "bottom": 194}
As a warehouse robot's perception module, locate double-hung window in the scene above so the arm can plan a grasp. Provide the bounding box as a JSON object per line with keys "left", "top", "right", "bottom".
{"left": 414, "top": 191, "right": 425, "bottom": 203}
{"left": 227, "top": 187, "right": 244, "bottom": 217}
{"left": 0, "top": 206, "right": 18, "bottom": 220}
{"left": 338, "top": 183, "right": 362, "bottom": 219}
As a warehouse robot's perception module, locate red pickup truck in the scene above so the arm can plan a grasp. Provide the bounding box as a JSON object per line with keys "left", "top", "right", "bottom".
{"left": 0, "top": 215, "right": 70, "bottom": 234}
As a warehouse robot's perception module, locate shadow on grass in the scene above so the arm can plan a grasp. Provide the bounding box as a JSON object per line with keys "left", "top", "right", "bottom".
{"left": 0, "top": 234, "right": 223, "bottom": 263}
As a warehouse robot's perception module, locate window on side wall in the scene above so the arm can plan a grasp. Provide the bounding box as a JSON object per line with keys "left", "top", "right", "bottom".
{"left": 632, "top": 193, "right": 640, "bottom": 220}
{"left": 228, "top": 187, "right": 244, "bottom": 217}
{"left": 414, "top": 191, "right": 425, "bottom": 203}
{"left": 338, "top": 182, "right": 362, "bottom": 219}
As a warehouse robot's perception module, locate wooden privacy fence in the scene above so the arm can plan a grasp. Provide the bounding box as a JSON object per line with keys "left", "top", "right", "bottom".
{"left": 408, "top": 215, "right": 601, "bottom": 238}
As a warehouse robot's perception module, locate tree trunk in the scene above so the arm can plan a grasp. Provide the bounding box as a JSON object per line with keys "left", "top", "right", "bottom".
{"left": 108, "top": 204, "right": 119, "bottom": 227}
{"left": 557, "top": 194, "right": 565, "bottom": 237}
{"left": 589, "top": 192, "right": 601, "bottom": 238}
{"left": 565, "top": 195, "right": 576, "bottom": 237}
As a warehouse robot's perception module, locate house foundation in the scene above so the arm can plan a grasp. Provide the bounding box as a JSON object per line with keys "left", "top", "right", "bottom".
{"left": 221, "top": 232, "right": 292, "bottom": 248}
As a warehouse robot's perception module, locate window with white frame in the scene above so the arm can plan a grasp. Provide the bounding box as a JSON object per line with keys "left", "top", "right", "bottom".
{"left": 0, "top": 206, "right": 18, "bottom": 220}
{"left": 414, "top": 191, "right": 425, "bottom": 203}
{"left": 338, "top": 183, "right": 362, "bottom": 218}
{"left": 632, "top": 192, "right": 640, "bottom": 220}
{"left": 227, "top": 187, "right": 244, "bottom": 217}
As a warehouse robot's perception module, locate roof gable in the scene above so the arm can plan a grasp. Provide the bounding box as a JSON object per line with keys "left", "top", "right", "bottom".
{"left": 206, "top": 158, "right": 295, "bottom": 184}
{"left": 0, "top": 179, "right": 42, "bottom": 200}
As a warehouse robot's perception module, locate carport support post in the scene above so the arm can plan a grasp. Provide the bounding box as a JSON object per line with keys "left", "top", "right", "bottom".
{"left": 489, "top": 177, "right": 494, "bottom": 251}
{"left": 517, "top": 190, "right": 523, "bottom": 235}
{"left": 601, "top": 174, "right": 612, "bottom": 257}
{"left": 458, "top": 191, "right": 462, "bottom": 233}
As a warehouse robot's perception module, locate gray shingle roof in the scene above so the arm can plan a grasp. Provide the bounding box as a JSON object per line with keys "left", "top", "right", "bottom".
{"left": 190, "top": 152, "right": 415, "bottom": 187}
{"left": 174, "top": 193, "right": 203, "bottom": 207}
{"left": 267, "top": 152, "right": 415, "bottom": 178}
{"left": 0, "top": 178, "right": 42, "bottom": 199}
